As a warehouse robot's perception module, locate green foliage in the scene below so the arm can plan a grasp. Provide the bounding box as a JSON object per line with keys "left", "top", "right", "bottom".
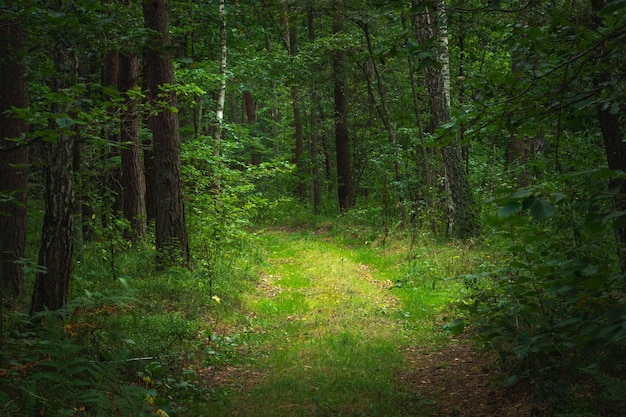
{"left": 0, "top": 303, "right": 155, "bottom": 416}
{"left": 457, "top": 169, "right": 626, "bottom": 412}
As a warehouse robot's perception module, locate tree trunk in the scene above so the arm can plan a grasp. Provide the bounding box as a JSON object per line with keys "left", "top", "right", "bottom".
{"left": 413, "top": 0, "right": 479, "bottom": 239}
{"left": 308, "top": 2, "right": 322, "bottom": 213}
{"left": 30, "top": 45, "right": 75, "bottom": 314}
{"left": 333, "top": 0, "right": 355, "bottom": 211}
{"left": 243, "top": 90, "right": 261, "bottom": 165}
{"left": 143, "top": 0, "right": 190, "bottom": 267}
{"left": 288, "top": 18, "right": 306, "bottom": 201}
{"left": 0, "top": 19, "right": 29, "bottom": 298}
{"left": 119, "top": 52, "right": 147, "bottom": 242}
{"left": 590, "top": 0, "right": 626, "bottom": 272}
{"left": 214, "top": 0, "right": 227, "bottom": 148}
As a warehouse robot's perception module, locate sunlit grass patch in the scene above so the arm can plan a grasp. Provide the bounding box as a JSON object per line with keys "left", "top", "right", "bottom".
{"left": 235, "top": 330, "right": 408, "bottom": 417}
{"left": 254, "top": 291, "right": 309, "bottom": 316}
{"left": 218, "top": 228, "right": 453, "bottom": 416}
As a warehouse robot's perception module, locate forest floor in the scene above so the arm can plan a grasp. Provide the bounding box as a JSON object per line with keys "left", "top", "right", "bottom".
{"left": 202, "top": 228, "right": 538, "bottom": 416}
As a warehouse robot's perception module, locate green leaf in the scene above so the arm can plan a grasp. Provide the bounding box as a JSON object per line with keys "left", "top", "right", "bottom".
{"left": 585, "top": 211, "right": 626, "bottom": 233}
{"left": 528, "top": 197, "right": 555, "bottom": 222}
{"left": 446, "top": 318, "right": 465, "bottom": 335}
{"left": 584, "top": 275, "right": 607, "bottom": 291}
{"left": 509, "top": 189, "right": 534, "bottom": 200}
{"left": 55, "top": 117, "right": 76, "bottom": 128}
{"left": 498, "top": 201, "right": 522, "bottom": 218}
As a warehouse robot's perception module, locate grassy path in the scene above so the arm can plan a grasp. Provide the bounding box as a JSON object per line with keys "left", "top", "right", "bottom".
{"left": 208, "top": 229, "right": 461, "bottom": 417}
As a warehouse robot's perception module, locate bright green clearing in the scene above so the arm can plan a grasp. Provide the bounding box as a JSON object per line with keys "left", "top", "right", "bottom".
{"left": 206, "top": 229, "right": 474, "bottom": 417}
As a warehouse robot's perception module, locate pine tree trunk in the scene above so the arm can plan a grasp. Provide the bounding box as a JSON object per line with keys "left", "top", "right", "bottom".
{"left": 333, "top": 0, "right": 355, "bottom": 211}
{"left": 119, "top": 52, "right": 147, "bottom": 242}
{"left": 0, "top": 20, "right": 29, "bottom": 298}
{"left": 30, "top": 44, "right": 75, "bottom": 314}
{"left": 143, "top": 0, "right": 189, "bottom": 267}
{"left": 591, "top": 0, "right": 626, "bottom": 272}
{"left": 308, "top": 2, "right": 322, "bottom": 213}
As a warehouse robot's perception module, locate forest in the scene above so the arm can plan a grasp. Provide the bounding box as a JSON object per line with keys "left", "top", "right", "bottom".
{"left": 1, "top": 0, "right": 625, "bottom": 416}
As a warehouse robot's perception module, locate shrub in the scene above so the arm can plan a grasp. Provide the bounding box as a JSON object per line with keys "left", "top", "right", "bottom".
{"left": 458, "top": 169, "right": 626, "bottom": 414}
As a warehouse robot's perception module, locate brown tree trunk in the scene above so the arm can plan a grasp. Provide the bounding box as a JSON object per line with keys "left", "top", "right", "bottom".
{"left": 243, "top": 90, "right": 261, "bottom": 165}
{"left": 308, "top": 1, "right": 322, "bottom": 213}
{"left": 288, "top": 18, "right": 306, "bottom": 201}
{"left": 143, "top": 0, "right": 189, "bottom": 267}
{"left": 590, "top": 0, "right": 626, "bottom": 272}
{"left": 0, "top": 19, "right": 29, "bottom": 298}
{"left": 104, "top": 51, "right": 124, "bottom": 217}
{"left": 30, "top": 45, "right": 75, "bottom": 314}
{"left": 333, "top": 0, "right": 355, "bottom": 211}
{"left": 119, "top": 52, "right": 147, "bottom": 242}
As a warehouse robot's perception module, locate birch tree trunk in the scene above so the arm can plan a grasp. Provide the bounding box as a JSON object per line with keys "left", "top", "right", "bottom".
{"left": 214, "top": 0, "right": 227, "bottom": 148}
{"left": 413, "top": 0, "right": 479, "bottom": 239}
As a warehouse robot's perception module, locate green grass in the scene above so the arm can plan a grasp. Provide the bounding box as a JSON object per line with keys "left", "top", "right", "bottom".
{"left": 4, "top": 219, "right": 484, "bottom": 417}
{"left": 200, "top": 228, "right": 479, "bottom": 416}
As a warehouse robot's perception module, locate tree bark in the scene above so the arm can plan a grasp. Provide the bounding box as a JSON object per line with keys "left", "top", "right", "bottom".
{"left": 287, "top": 13, "right": 306, "bottom": 201}
{"left": 0, "top": 19, "right": 29, "bottom": 298}
{"left": 119, "top": 52, "right": 147, "bottom": 242}
{"left": 413, "top": 0, "right": 479, "bottom": 239}
{"left": 308, "top": 2, "right": 322, "bottom": 213}
{"left": 590, "top": 0, "right": 626, "bottom": 272}
{"left": 143, "top": 0, "right": 190, "bottom": 267}
{"left": 214, "top": 0, "right": 227, "bottom": 148}
{"left": 30, "top": 45, "right": 75, "bottom": 314}
{"left": 333, "top": 0, "right": 355, "bottom": 211}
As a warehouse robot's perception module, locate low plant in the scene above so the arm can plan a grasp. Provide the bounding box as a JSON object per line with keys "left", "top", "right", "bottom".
{"left": 457, "top": 169, "right": 626, "bottom": 414}
{"left": 0, "top": 295, "right": 156, "bottom": 417}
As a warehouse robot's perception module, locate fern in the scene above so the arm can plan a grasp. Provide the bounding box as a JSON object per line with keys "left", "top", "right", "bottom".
{"left": 584, "top": 365, "right": 626, "bottom": 412}
{"left": 0, "top": 391, "right": 19, "bottom": 417}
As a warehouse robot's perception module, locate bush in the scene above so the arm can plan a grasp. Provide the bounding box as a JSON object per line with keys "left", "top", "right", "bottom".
{"left": 458, "top": 169, "right": 626, "bottom": 414}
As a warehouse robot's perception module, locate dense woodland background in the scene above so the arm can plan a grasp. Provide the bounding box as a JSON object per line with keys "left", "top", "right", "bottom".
{"left": 1, "top": 0, "right": 625, "bottom": 416}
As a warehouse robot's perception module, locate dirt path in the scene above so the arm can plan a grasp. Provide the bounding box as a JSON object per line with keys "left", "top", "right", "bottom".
{"left": 205, "top": 230, "right": 535, "bottom": 416}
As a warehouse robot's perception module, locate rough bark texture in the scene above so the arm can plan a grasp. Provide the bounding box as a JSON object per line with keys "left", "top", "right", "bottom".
{"left": 413, "top": 0, "right": 479, "bottom": 239}
{"left": 119, "top": 52, "right": 147, "bottom": 242}
{"left": 0, "top": 20, "right": 29, "bottom": 298}
{"left": 591, "top": 0, "right": 626, "bottom": 272}
{"left": 143, "top": 0, "right": 189, "bottom": 267}
{"left": 30, "top": 44, "right": 75, "bottom": 314}
{"left": 333, "top": 0, "right": 355, "bottom": 211}
{"left": 104, "top": 51, "right": 124, "bottom": 215}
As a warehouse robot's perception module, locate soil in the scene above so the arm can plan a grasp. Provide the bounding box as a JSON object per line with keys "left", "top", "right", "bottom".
{"left": 399, "top": 336, "right": 542, "bottom": 417}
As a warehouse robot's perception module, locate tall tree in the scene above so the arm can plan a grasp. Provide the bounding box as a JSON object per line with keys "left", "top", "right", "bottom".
{"left": 307, "top": 1, "right": 322, "bottom": 213}
{"left": 590, "top": 0, "right": 626, "bottom": 271}
{"left": 0, "top": 16, "right": 29, "bottom": 298}
{"left": 143, "top": 0, "right": 190, "bottom": 267}
{"left": 332, "top": 0, "right": 355, "bottom": 211}
{"left": 214, "top": 0, "right": 227, "bottom": 148}
{"left": 413, "top": 0, "right": 479, "bottom": 239}
{"left": 119, "top": 51, "right": 147, "bottom": 242}
{"left": 286, "top": 5, "right": 306, "bottom": 201}
{"left": 30, "top": 33, "right": 76, "bottom": 314}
